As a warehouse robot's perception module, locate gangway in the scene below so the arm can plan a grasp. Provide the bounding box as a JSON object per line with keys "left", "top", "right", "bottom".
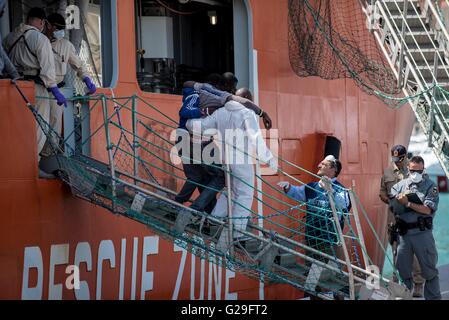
{"left": 13, "top": 82, "right": 409, "bottom": 300}
{"left": 361, "top": 0, "right": 449, "bottom": 178}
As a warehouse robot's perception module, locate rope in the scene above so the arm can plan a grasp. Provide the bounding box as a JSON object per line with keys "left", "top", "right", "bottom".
{"left": 21, "top": 91, "right": 399, "bottom": 298}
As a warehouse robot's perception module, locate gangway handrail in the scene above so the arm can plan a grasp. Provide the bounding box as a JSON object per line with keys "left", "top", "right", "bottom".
{"left": 425, "top": 0, "right": 449, "bottom": 42}
{"left": 19, "top": 82, "right": 405, "bottom": 299}
{"left": 362, "top": 0, "right": 449, "bottom": 179}
{"left": 116, "top": 173, "right": 391, "bottom": 288}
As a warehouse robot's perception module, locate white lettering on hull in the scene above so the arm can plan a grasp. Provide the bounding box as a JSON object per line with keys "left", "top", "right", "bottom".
{"left": 74, "top": 242, "right": 92, "bottom": 300}
{"left": 96, "top": 240, "right": 116, "bottom": 300}
{"left": 21, "top": 247, "right": 43, "bottom": 300}
{"left": 131, "top": 237, "right": 138, "bottom": 300}
{"left": 49, "top": 244, "right": 69, "bottom": 300}
{"left": 208, "top": 256, "right": 222, "bottom": 300}
{"left": 225, "top": 269, "right": 237, "bottom": 300}
{"left": 190, "top": 248, "right": 206, "bottom": 300}
{"left": 172, "top": 243, "right": 187, "bottom": 300}
{"left": 119, "top": 238, "right": 126, "bottom": 300}
{"left": 140, "top": 236, "right": 158, "bottom": 300}
{"left": 21, "top": 236, "right": 239, "bottom": 300}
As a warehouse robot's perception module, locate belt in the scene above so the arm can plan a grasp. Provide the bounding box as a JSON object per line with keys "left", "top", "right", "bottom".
{"left": 405, "top": 221, "right": 421, "bottom": 230}
{"left": 400, "top": 216, "right": 433, "bottom": 232}
{"left": 21, "top": 70, "right": 39, "bottom": 77}
{"left": 22, "top": 74, "right": 45, "bottom": 86}
{"left": 21, "top": 72, "right": 64, "bottom": 88}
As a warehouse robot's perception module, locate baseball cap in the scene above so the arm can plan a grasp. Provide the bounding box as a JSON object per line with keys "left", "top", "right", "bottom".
{"left": 27, "top": 7, "right": 47, "bottom": 21}
{"left": 391, "top": 145, "right": 407, "bottom": 162}
{"left": 47, "top": 13, "right": 66, "bottom": 30}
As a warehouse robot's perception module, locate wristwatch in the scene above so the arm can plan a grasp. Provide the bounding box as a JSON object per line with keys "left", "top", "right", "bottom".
{"left": 406, "top": 202, "right": 411, "bottom": 208}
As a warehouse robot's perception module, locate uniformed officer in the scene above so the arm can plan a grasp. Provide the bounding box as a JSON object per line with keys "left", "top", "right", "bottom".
{"left": 379, "top": 145, "right": 424, "bottom": 297}
{"left": 3, "top": 7, "right": 66, "bottom": 173}
{"left": 40, "top": 13, "right": 96, "bottom": 157}
{"left": 390, "top": 156, "right": 441, "bottom": 300}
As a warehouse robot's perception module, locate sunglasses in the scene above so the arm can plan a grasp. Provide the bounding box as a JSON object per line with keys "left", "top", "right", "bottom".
{"left": 409, "top": 169, "right": 424, "bottom": 174}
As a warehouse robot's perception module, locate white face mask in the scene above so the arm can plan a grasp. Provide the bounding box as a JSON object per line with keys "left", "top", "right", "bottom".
{"left": 53, "top": 29, "right": 65, "bottom": 40}
{"left": 410, "top": 172, "right": 423, "bottom": 184}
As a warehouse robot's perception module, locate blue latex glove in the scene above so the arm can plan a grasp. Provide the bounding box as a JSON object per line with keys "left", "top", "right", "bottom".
{"left": 49, "top": 86, "right": 67, "bottom": 108}
{"left": 83, "top": 76, "right": 97, "bottom": 95}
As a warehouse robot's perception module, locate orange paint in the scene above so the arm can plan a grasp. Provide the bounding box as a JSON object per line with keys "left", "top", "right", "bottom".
{"left": 0, "top": 0, "right": 414, "bottom": 299}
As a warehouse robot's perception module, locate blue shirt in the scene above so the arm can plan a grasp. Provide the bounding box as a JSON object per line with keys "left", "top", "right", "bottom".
{"left": 287, "top": 178, "right": 351, "bottom": 244}
{"left": 178, "top": 87, "right": 203, "bottom": 129}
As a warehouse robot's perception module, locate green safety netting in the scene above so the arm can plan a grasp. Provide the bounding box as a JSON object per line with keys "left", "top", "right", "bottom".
{"left": 288, "top": 0, "right": 401, "bottom": 96}
{"left": 12, "top": 86, "right": 410, "bottom": 300}
{"left": 287, "top": 0, "right": 449, "bottom": 183}
{"left": 287, "top": 0, "right": 449, "bottom": 110}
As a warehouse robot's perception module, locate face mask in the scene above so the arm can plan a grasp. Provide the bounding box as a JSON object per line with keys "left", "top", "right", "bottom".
{"left": 53, "top": 30, "right": 65, "bottom": 40}
{"left": 392, "top": 156, "right": 405, "bottom": 163}
{"left": 410, "top": 172, "right": 423, "bottom": 183}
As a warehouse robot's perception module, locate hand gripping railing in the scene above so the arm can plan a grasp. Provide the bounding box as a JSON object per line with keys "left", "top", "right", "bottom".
{"left": 16, "top": 85, "right": 410, "bottom": 300}
{"left": 102, "top": 93, "right": 410, "bottom": 299}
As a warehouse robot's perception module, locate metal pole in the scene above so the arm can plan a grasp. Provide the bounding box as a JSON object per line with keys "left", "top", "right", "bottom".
{"left": 255, "top": 159, "right": 264, "bottom": 299}
{"left": 100, "top": 164, "right": 381, "bottom": 284}
{"left": 224, "top": 142, "right": 234, "bottom": 255}
{"left": 349, "top": 183, "right": 369, "bottom": 270}
{"left": 132, "top": 95, "right": 139, "bottom": 182}
{"left": 117, "top": 175, "right": 382, "bottom": 292}
{"left": 101, "top": 95, "right": 118, "bottom": 212}
{"left": 398, "top": 0, "right": 409, "bottom": 88}
{"left": 12, "top": 81, "right": 36, "bottom": 112}
{"left": 112, "top": 172, "right": 391, "bottom": 288}
{"left": 327, "top": 191, "right": 356, "bottom": 300}
{"left": 429, "top": 50, "right": 439, "bottom": 147}
{"left": 368, "top": 0, "right": 377, "bottom": 31}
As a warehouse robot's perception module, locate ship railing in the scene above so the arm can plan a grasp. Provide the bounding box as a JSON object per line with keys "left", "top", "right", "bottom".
{"left": 24, "top": 89, "right": 408, "bottom": 299}
{"left": 361, "top": 0, "right": 449, "bottom": 178}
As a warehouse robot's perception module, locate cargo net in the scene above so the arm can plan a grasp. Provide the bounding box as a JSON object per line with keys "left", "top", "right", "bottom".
{"left": 288, "top": 0, "right": 401, "bottom": 99}
{"left": 24, "top": 91, "right": 411, "bottom": 300}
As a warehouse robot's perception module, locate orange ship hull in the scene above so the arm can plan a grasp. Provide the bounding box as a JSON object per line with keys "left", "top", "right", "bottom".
{"left": 0, "top": 0, "right": 415, "bottom": 300}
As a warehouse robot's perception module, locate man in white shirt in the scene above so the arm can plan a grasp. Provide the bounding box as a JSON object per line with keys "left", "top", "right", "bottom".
{"left": 185, "top": 88, "right": 276, "bottom": 239}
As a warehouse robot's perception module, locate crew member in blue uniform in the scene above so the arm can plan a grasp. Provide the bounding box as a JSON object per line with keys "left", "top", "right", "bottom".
{"left": 277, "top": 155, "right": 350, "bottom": 299}
{"left": 277, "top": 155, "right": 351, "bottom": 253}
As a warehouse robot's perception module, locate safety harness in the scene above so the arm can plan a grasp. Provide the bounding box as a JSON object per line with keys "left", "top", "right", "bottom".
{"left": 7, "top": 28, "right": 64, "bottom": 88}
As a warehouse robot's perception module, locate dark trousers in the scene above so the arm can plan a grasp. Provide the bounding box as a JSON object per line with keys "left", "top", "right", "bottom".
{"left": 175, "top": 163, "right": 225, "bottom": 214}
